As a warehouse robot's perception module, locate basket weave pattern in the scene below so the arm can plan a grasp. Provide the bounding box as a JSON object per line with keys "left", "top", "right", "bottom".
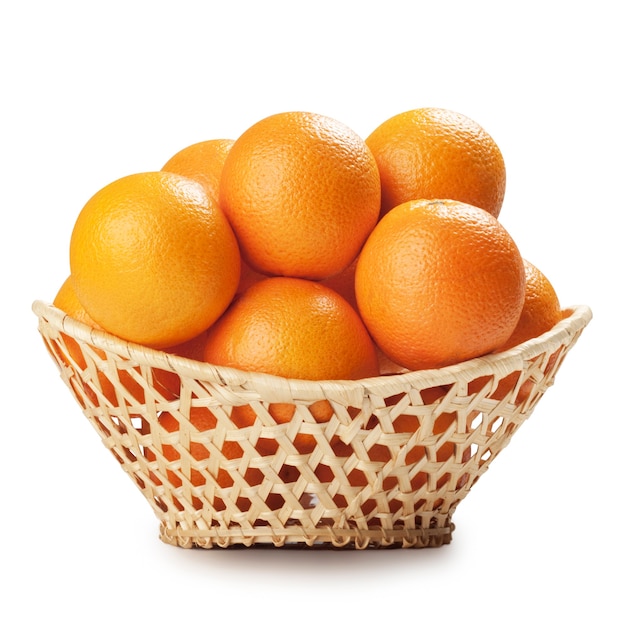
{"left": 33, "top": 301, "right": 591, "bottom": 549}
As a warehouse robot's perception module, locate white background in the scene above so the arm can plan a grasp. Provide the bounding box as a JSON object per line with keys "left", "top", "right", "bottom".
{"left": 2, "top": 1, "right": 623, "bottom": 624}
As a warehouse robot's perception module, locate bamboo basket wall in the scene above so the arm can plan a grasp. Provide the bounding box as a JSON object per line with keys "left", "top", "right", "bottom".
{"left": 33, "top": 300, "right": 591, "bottom": 549}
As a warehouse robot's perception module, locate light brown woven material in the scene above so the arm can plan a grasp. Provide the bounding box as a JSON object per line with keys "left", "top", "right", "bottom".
{"left": 33, "top": 301, "right": 592, "bottom": 549}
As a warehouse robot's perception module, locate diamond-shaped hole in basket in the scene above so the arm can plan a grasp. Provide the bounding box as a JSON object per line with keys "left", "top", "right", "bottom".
{"left": 488, "top": 416, "right": 504, "bottom": 435}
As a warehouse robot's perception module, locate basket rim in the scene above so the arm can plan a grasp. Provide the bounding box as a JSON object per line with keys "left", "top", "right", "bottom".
{"left": 32, "top": 299, "right": 592, "bottom": 400}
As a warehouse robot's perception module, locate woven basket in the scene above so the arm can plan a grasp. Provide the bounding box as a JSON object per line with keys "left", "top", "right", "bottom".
{"left": 33, "top": 300, "right": 591, "bottom": 549}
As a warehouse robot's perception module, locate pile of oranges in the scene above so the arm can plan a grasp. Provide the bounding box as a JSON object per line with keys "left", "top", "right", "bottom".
{"left": 55, "top": 107, "right": 564, "bottom": 383}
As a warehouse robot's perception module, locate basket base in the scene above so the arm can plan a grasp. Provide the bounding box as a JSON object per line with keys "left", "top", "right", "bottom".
{"left": 158, "top": 521, "right": 455, "bottom": 550}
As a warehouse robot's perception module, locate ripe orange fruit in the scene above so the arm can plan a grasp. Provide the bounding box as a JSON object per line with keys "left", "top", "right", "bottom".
{"left": 51, "top": 276, "right": 100, "bottom": 375}
{"left": 149, "top": 407, "right": 292, "bottom": 512}
{"left": 53, "top": 275, "right": 99, "bottom": 328}
{"left": 320, "top": 258, "right": 409, "bottom": 375}
{"left": 156, "top": 408, "right": 243, "bottom": 483}
{"left": 161, "top": 138, "right": 234, "bottom": 205}
{"left": 318, "top": 386, "right": 473, "bottom": 491}
{"left": 69, "top": 171, "right": 241, "bottom": 349}
{"left": 385, "top": 386, "right": 474, "bottom": 493}
{"left": 145, "top": 408, "right": 246, "bottom": 510}
{"left": 219, "top": 111, "right": 381, "bottom": 279}
{"left": 366, "top": 107, "right": 506, "bottom": 218}
{"left": 321, "top": 256, "right": 358, "bottom": 310}
{"left": 52, "top": 277, "right": 181, "bottom": 404}
{"left": 236, "top": 258, "right": 267, "bottom": 296}
{"left": 355, "top": 199, "right": 525, "bottom": 371}
{"left": 230, "top": 400, "right": 334, "bottom": 455}
{"left": 497, "top": 259, "right": 562, "bottom": 351}
{"left": 202, "top": 276, "right": 380, "bottom": 381}
{"left": 468, "top": 261, "right": 564, "bottom": 404}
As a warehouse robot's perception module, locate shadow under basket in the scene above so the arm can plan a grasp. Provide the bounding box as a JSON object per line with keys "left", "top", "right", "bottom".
{"left": 33, "top": 301, "right": 592, "bottom": 550}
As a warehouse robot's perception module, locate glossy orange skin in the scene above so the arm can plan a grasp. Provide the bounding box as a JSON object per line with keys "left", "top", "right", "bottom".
{"left": 219, "top": 111, "right": 380, "bottom": 280}
{"left": 52, "top": 277, "right": 181, "bottom": 404}
{"left": 161, "top": 138, "right": 234, "bottom": 205}
{"left": 202, "top": 276, "right": 380, "bottom": 382}
{"left": 321, "top": 256, "right": 358, "bottom": 310}
{"left": 355, "top": 199, "right": 525, "bottom": 371}
{"left": 366, "top": 107, "right": 506, "bottom": 218}
{"left": 69, "top": 171, "right": 241, "bottom": 349}
{"left": 498, "top": 259, "right": 562, "bottom": 351}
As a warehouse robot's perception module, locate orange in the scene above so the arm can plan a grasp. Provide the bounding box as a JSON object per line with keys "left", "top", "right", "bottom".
{"left": 53, "top": 275, "right": 99, "bottom": 328}
{"left": 355, "top": 199, "right": 525, "bottom": 371}
{"left": 366, "top": 107, "right": 506, "bottom": 218}
{"left": 468, "top": 260, "right": 563, "bottom": 407}
{"left": 322, "top": 258, "right": 406, "bottom": 375}
{"left": 69, "top": 171, "right": 241, "bottom": 349}
{"left": 466, "top": 261, "right": 563, "bottom": 404}
{"left": 390, "top": 386, "right": 474, "bottom": 493}
{"left": 202, "top": 276, "right": 380, "bottom": 381}
{"left": 236, "top": 258, "right": 267, "bottom": 296}
{"left": 321, "top": 256, "right": 358, "bottom": 310}
{"left": 497, "top": 259, "right": 562, "bottom": 351}
{"left": 319, "top": 386, "right": 473, "bottom": 492}
{"left": 145, "top": 408, "right": 246, "bottom": 511}
{"left": 230, "top": 400, "right": 334, "bottom": 455}
{"left": 219, "top": 111, "right": 381, "bottom": 280}
{"left": 161, "top": 138, "right": 234, "bottom": 205}
{"left": 52, "top": 277, "right": 181, "bottom": 404}
{"left": 51, "top": 276, "right": 100, "bottom": 376}
{"left": 156, "top": 409, "right": 243, "bottom": 483}
{"left": 149, "top": 407, "right": 291, "bottom": 512}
